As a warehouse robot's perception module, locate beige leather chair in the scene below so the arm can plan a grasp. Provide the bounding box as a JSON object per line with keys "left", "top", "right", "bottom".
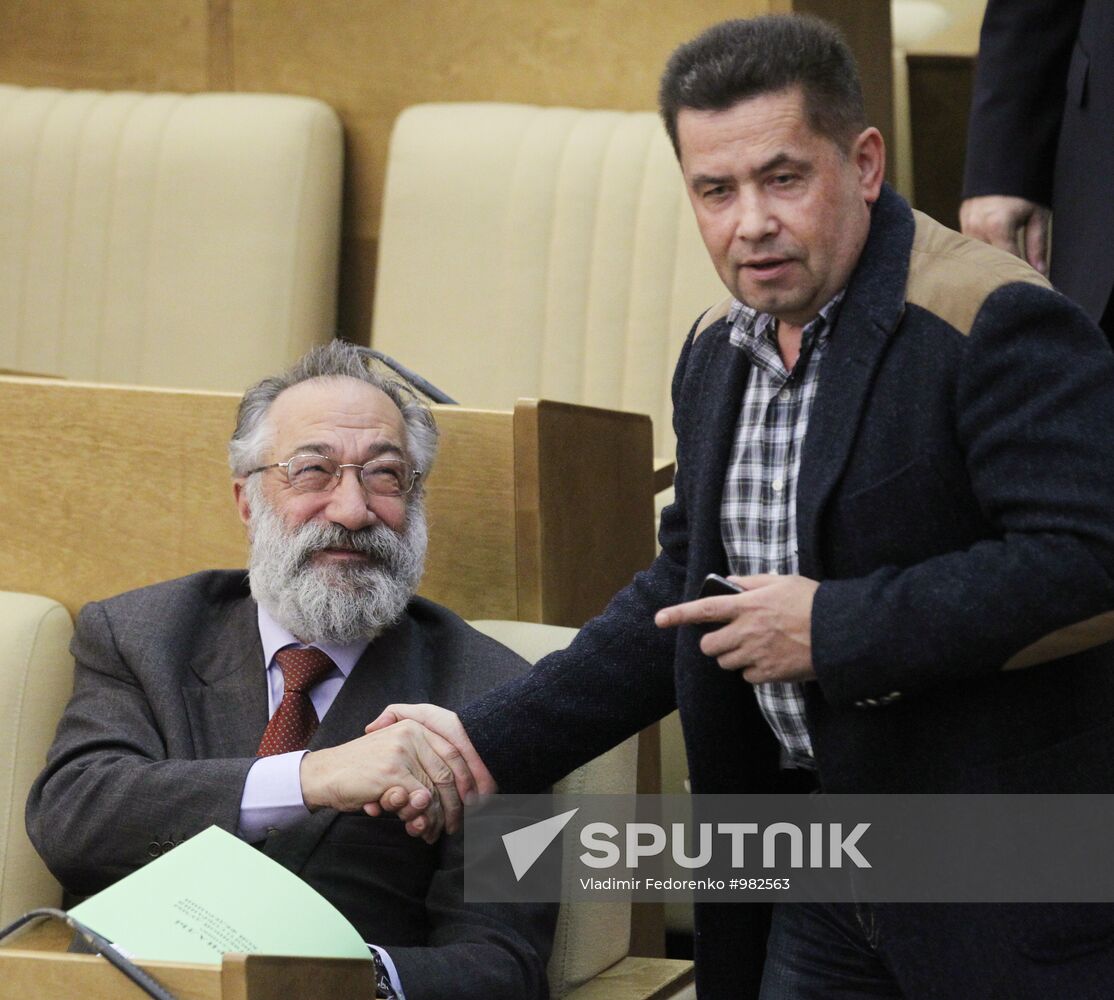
{"left": 470, "top": 620, "right": 694, "bottom": 1000}
{"left": 0, "top": 84, "right": 342, "bottom": 390}
{"left": 0, "top": 593, "right": 73, "bottom": 924}
{"left": 377, "top": 102, "right": 706, "bottom": 940}
{"left": 0, "top": 598, "right": 693, "bottom": 994}
{"left": 372, "top": 101, "right": 724, "bottom": 464}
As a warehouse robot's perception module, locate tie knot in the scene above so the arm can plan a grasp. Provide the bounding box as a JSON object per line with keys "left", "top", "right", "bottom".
{"left": 274, "top": 646, "right": 335, "bottom": 694}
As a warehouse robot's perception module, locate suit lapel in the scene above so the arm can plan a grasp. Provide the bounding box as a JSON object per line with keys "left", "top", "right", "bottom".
{"left": 312, "top": 614, "right": 428, "bottom": 749}
{"left": 182, "top": 595, "right": 269, "bottom": 758}
{"left": 264, "top": 613, "right": 428, "bottom": 874}
{"left": 796, "top": 186, "right": 915, "bottom": 578}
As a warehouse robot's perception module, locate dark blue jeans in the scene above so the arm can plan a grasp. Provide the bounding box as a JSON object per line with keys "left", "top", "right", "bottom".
{"left": 759, "top": 901, "right": 1114, "bottom": 1000}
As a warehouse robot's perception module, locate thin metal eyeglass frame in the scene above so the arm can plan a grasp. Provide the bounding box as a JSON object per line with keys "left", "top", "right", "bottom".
{"left": 246, "top": 454, "right": 421, "bottom": 497}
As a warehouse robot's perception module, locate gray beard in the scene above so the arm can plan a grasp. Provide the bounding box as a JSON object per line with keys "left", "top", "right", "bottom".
{"left": 244, "top": 478, "right": 427, "bottom": 644}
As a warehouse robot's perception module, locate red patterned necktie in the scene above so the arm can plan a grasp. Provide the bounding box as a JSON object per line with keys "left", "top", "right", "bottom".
{"left": 256, "top": 646, "right": 336, "bottom": 756}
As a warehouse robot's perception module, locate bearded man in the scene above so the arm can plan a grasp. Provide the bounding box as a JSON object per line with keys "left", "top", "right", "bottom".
{"left": 25, "top": 341, "right": 555, "bottom": 1000}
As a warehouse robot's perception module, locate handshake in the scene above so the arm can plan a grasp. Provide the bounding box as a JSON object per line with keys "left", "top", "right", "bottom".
{"left": 298, "top": 704, "right": 491, "bottom": 843}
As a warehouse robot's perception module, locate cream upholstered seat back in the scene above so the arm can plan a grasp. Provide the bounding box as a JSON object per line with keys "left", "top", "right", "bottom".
{"left": 372, "top": 102, "right": 724, "bottom": 460}
{"left": 468, "top": 620, "right": 641, "bottom": 998}
{"left": 0, "top": 593, "right": 73, "bottom": 923}
{"left": 0, "top": 84, "right": 342, "bottom": 390}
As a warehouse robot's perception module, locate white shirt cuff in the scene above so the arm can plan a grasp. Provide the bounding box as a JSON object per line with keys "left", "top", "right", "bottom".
{"left": 237, "top": 750, "right": 311, "bottom": 842}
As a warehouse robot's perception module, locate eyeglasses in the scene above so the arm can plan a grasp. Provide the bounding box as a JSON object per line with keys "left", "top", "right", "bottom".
{"left": 248, "top": 454, "right": 421, "bottom": 497}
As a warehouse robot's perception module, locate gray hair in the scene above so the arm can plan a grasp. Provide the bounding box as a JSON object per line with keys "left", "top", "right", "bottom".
{"left": 228, "top": 340, "right": 438, "bottom": 486}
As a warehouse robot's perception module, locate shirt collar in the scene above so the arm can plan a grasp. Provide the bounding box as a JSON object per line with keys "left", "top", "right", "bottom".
{"left": 727, "top": 290, "right": 845, "bottom": 357}
{"left": 256, "top": 602, "right": 367, "bottom": 678}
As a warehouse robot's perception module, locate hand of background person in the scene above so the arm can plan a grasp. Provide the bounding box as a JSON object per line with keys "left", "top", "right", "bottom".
{"left": 959, "top": 195, "right": 1051, "bottom": 274}
{"left": 655, "top": 574, "right": 819, "bottom": 683}
{"left": 299, "top": 719, "right": 476, "bottom": 843}
{"left": 361, "top": 705, "right": 496, "bottom": 837}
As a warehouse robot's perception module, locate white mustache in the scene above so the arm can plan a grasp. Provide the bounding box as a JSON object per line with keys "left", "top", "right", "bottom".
{"left": 290, "top": 522, "right": 401, "bottom": 570}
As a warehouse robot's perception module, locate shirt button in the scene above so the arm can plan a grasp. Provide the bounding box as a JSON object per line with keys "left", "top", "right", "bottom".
{"left": 771, "top": 478, "right": 784, "bottom": 492}
{"left": 778, "top": 388, "right": 791, "bottom": 402}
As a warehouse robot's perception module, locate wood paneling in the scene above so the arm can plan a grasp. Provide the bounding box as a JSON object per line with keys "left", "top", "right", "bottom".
{"left": 0, "top": 379, "right": 654, "bottom": 629}
{"left": 796, "top": 0, "right": 894, "bottom": 151}
{"left": 514, "top": 400, "right": 656, "bottom": 628}
{"left": 421, "top": 406, "right": 520, "bottom": 621}
{"left": 563, "top": 955, "right": 695, "bottom": 1000}
{"left": 0, "top": 377, "right": 246, "bottom": 616}
{"left": 907, "top": 53, "right": 975, "bottom": 228}
{"left": 0, "top": 0, "right": 209, "bottom": 92}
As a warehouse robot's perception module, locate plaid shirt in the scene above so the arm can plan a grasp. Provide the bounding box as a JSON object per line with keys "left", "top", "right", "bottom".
{"left": 720, "top": 292, "right": 843, "bottom": 770}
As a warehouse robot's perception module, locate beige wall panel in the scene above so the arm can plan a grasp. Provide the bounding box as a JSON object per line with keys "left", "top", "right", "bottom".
{"left": 0, "top": 0, "right": 210, "bottom": 92}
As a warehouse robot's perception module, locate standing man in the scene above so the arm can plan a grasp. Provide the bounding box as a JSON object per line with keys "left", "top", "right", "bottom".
{"left": 961, "top": 1, "right": 1114, "bottom": 336}
{"left": 372, "top": 15, "right": 1114, "bottom": 999}
{"left": 27, "top": 342, "right": 555, "bottom": 1000}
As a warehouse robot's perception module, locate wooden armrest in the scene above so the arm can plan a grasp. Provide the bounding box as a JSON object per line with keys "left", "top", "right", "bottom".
{"left": 653, "top": 459, "right": 676, "bottom": 494}
{"left": 562, "top": 956, "right": 694, "bottom": 1000}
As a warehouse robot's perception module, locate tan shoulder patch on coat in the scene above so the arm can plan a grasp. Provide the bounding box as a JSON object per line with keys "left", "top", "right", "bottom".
{"left": 694, "top": 297, "right": 734, "bottom": 339}
{"left": 906, "top": 210, "right": 1051, "bottom": 336}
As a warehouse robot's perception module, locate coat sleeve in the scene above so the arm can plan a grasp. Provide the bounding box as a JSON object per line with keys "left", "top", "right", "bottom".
{"left": 460, "top": 321, "right": 713, "bottom": 791}
{"left": 962, "top": 0, "right": 1086, "bottom": 203}
{"left": 25, "top": 599, "right": 253, "bottom": 895}
{"left": 388, "top": 830, "right": 557, "bottom": 1000}
{"left": 812, "top": 283, "right": 1114, "bottom": 706}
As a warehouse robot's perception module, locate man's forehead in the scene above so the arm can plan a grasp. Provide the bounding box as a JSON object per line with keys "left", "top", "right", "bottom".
{"left": 267, "top": 376, "right": 406, "bottom": 445}
{"left": 677, "top": 87, "right": 820, "bottom": 164}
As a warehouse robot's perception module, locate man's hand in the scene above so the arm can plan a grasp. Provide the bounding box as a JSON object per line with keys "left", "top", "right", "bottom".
{"left": 299, "top": 719, "right": 473, "bottom": 843}
{"left": 362, "top": 705, "right": 496, "bottom": 837}
{"left": 959, "top": 195, "right": 1051, "bottom": 274}
{"left": 655, "top": 574, "right": 819, "bottom": 684}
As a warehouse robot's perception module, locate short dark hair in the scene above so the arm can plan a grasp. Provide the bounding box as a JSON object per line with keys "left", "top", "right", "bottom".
{"left": 658, "top": 15, "right": 867, "bottom": 158}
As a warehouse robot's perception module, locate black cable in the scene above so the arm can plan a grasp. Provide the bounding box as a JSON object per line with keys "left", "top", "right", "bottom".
{"left": 0, "top": 907, "right": 180, "bottom": 1000}
{"left": 354, "top": 346, "right": 458, "bottom": 404}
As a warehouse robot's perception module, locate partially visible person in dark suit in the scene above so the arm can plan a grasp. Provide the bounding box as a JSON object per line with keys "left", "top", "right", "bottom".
{"left": 26, "top": 341, "right": 555, "bottom": 1000}
{"left": 961, "top": 0, "right": 1114, "bottom": 336}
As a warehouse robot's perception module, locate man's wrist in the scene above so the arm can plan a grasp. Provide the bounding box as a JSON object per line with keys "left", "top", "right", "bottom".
{"left": 371, "top": 948, "right": 400, "bottom": 999}
{"left": 298, "top": 748, "right": 327, "bottom": 812}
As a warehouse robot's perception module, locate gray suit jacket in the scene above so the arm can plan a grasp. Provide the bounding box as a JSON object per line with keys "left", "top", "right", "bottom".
{"left": 27, "top": 570, "right": 555, "bottom": 999}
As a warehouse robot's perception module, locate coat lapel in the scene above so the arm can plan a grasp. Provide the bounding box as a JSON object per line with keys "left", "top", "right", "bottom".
{"left": 686, "top": 324, "right": 753, "bottom": 585}
{"left": 182, "top": 592, "right": 269, "bottom": 758}
{"left": 796, "top": 185, "right": 915, "bottom": 578}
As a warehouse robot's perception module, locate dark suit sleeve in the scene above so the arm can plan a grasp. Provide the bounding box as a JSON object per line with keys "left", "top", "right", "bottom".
{"left": 460, "top": 323, "right": 707, "bottom": 791}
{"left": 25, "top": 600, "right": 253, "bottom": 895}
{"left": 812, "top": 284, "right": 1114, "bottom": 705}
{"left": 388, "top": 831, "right": 556, "bottom": 1000}
{"left": 962, "top": 0, "right": 1085, "bottom": 203}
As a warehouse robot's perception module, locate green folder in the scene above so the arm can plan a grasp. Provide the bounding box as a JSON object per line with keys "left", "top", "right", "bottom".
{"left": 70, "top": 825, "right": 372, "bottom": 965}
